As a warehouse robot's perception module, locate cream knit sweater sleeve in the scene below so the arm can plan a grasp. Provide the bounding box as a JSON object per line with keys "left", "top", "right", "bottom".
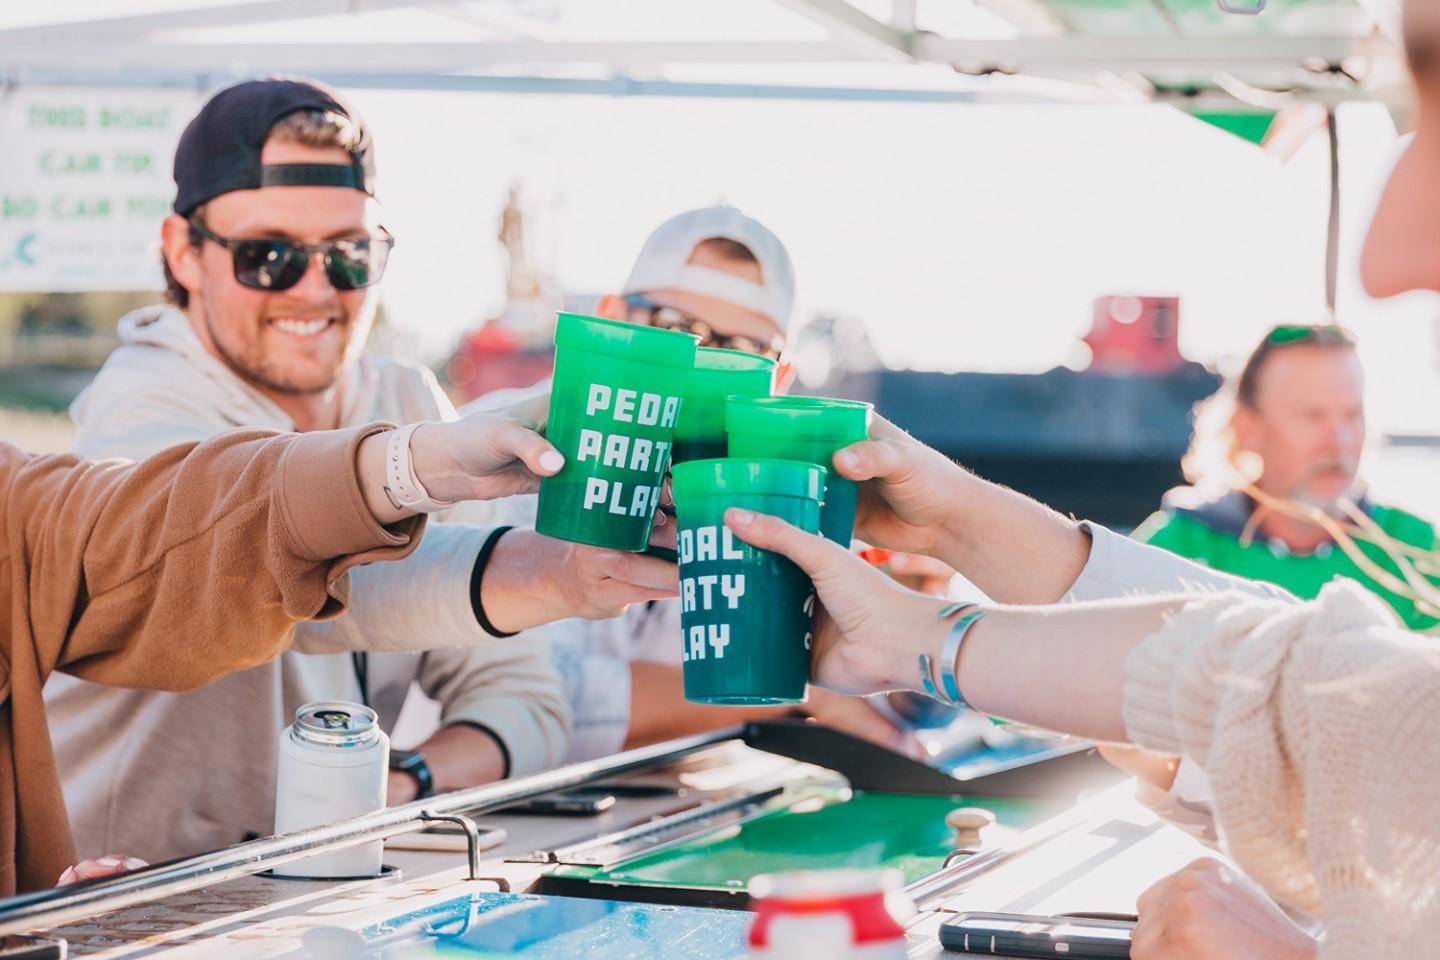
{"left": 1122, "top": 579, "right": 1440, "bottom": 960}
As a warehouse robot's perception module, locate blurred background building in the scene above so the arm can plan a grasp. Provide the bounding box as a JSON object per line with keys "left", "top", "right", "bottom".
{"left": 3, "top": 0, "right": 1434, "bottom": 530}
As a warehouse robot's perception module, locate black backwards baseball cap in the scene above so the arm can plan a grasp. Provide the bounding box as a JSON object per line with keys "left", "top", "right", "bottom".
{"left": 173, "top": 77, "right": 376, "bottom": 217}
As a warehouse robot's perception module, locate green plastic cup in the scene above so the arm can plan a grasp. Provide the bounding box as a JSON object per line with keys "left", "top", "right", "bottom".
{"left": 669, "top": 348, "right": 777, "bottom": 466}
{"left": 725, "top": 397, "right": 873, "bottom": 545}
{"left": 671, "top": 458, "right": 826, "bottom": 705}
{"left": 536, "top": 312, "right": 699, "bottom": 550}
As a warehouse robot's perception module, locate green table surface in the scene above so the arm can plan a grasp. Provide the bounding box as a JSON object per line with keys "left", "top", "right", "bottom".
{"left": 549, "top": 789, "right": 1062, "bottom": 891}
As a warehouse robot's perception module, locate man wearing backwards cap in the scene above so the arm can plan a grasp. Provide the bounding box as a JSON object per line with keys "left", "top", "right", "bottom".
{"left": 46, "top": 77, "right": 677, "bottom": 865}
{"left": 539, "top": 206, "right": 912, "bottom": 759}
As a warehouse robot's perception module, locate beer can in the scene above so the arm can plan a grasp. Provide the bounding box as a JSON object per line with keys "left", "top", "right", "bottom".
{"left": 748, "top": 868, "right": 914, "bottom": 959}
{"left": 272, "top": 700, "right": 389, "bottom": 879}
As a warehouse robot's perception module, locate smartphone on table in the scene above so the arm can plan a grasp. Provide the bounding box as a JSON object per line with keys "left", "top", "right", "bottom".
{"left": 506, "top": 788, "right": 617, "bottom": 816}
{"left": 939, "top": 911, "right": 1134, "bottom": 958}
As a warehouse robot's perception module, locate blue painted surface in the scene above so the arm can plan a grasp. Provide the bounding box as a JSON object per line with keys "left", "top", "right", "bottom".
{"left": 938, "top": 736, "right": 1064, "bottom": 779}
{"left": 349, "top": 891, "right": 751, "bottom": 958}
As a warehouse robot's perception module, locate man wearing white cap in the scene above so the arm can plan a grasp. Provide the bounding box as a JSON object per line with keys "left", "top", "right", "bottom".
{"left": 600, "top": 205, "right": 793, "bottom": 363}
{"left": 546, "top": 207, "right": 912, "bottom": 757}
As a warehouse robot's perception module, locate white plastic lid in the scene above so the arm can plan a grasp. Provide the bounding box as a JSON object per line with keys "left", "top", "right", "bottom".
{"left": 748, "top": 868, "right": 903, "bottom": 901}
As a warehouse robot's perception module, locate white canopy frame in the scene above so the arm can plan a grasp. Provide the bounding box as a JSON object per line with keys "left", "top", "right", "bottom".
{"left": 0, "top": 0, "right": 1395, "bottom": 106}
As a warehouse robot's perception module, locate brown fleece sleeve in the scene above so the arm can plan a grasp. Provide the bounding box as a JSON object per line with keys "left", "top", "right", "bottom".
{"left": 5, "top": 424, "right": 423, "bottom": 691}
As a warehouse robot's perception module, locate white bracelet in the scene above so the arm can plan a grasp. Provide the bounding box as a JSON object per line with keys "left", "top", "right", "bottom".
{"left": 382, "top": 422, "right": 456, "bottom": 514}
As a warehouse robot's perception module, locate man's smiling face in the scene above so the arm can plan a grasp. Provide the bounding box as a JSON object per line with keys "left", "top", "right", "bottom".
{"left": 185, "top": 138, "right": 381, "bottom": 395}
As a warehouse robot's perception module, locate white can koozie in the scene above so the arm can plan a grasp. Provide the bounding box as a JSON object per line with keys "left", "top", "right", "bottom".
{"left": 272, "top": 700, "right": 389, "bottom": 879}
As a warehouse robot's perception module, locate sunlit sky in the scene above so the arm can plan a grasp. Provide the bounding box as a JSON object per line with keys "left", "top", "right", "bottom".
{"left": 353, "top": 89, "right": 1440, "bottom": 435}
{"left": 6, "top": 0, "right": 1440, "bottom": 445}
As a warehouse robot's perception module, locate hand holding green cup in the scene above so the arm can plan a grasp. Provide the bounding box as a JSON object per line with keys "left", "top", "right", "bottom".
{"left": 671, "top": 458, "right": 826, "bottom": 705}
{"left": 536, "top": 312, "right": 699, "bottom": 551}
{"left": 726, "top": 396, "right": 873, "bottom": 546}
{"left": 669, "top": 348, "right": 776, "bottom": 466}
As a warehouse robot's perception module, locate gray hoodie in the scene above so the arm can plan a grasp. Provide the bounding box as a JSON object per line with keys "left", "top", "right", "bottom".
{"left": 47, "top": 305, "right": 571, "bottom": 861}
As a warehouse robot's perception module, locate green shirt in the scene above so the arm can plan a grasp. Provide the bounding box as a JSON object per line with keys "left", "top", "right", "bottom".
{"left": 1134, "top": 491, "right": 1440, "bottom": 631}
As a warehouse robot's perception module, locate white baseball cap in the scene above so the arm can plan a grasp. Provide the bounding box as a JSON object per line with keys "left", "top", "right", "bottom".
{"left": 622, "top": 206, "right": 796, "bottom": 329}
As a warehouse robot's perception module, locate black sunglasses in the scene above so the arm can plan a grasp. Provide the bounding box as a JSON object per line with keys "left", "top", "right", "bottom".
{"left": 623, "top": 293, "right": 783, "bottom": 359}
{"left": 189, "top": 218, "right": 394, "bottom": 292}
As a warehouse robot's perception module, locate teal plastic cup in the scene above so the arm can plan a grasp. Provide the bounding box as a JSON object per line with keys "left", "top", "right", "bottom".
{"left": 671, "top": 458, "right": 826, "bottom": 705}
{"left": 725, "top": 397, "right": 873, "bottom": 545}
{"left": 536, "top": 312, "right": 699, "bottom": 550}
{"left": 669, "top": 348, "right": 777, "bottom": 466}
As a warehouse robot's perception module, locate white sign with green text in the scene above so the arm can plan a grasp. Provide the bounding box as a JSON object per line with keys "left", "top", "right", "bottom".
{"left": 0, "top": 89, "right": 202, "bottom": 292}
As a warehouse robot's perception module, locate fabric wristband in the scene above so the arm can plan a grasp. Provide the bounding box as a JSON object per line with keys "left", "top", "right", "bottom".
{"left": 470, "top": 526, "right": 519, "bottom": 638}
{"left": 382, "top": 422, "right": 457, "bottom": 514}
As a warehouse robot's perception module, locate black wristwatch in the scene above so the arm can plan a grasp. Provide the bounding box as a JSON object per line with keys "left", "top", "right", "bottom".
{"left": 389, "top": 749, "right": 434, "bottom": 800}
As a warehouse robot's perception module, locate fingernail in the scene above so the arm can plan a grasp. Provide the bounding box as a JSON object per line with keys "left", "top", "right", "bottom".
{"left": 539, "top": 450, "right": 565, "bottom": 473}
{"left": 124, "top": 857, "right": 149, "bottom": 869}
{"left": 58, "top": 868, "right": 77, "bottom": 885}
{"left": 97, "top": 856, "right": 122, "bottom": 867}
{"left": 835, "top": 450, "right": 859, "bottom": 471}
{"left": 728, "top": 508, "right": 755, "bottom": 526}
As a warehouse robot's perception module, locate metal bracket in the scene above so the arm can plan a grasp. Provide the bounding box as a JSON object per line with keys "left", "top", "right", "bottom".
{"left": 943, "top": 848, "right": 980, "bottom": 869}
{"left": 419, "top": 811, "right": 482, "bottom": 881}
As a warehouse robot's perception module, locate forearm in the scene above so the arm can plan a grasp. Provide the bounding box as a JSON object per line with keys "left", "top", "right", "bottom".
{"left": 479, "top": 530, "right": 567, "bottom": 633}
{"left": 478, "top": 530, "right": 678, "bottom": 634}
{"left": 411, "top": 724, "right": 507, "bottom": 793}
{"left": 934, "top": 472, "right": 1091, "bottom": 604}
{"left": 293, "top": 524, "right": 508, "bottom": 654}
{"left": 421, "top": 641, "right": 573, "bottom": 776}
{"left": 36, "top": 426, "right": 419, "bottom": 689}
{"left": 886, "top": 593, "right": 1188, "bottom": 742}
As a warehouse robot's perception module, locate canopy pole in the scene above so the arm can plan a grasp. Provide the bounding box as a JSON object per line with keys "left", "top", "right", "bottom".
{"left": 1325, "top": 105, "right": 1340, "bottom": 319}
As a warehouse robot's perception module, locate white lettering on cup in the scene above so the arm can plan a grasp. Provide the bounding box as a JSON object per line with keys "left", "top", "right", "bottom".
{"left": 803, "top": 593, "right": 817, "bottom": 650}
{"left": 615, "top": 389, "right": 637, "bottom": 423}
{"left": 607, "top": 482, "right": 629, "bottom": 516}
{"left": 697, "top": 527, "right": 717, "bottom": 562}
{"left": 678, "top": 529, "right": 694, "bottom": 564}
{"left": 697, "top": 574, "right": 717, "bottom": 608}
{"left": 583, "top": 476, "right": 607, "bottom": 510}
{"left": 721, "top": 574, "right": 745, "bottom": 609}
{"left": 661, "top": 396, "right": 680, "bottom": 428}
{"left": 639, "top": 393, "right": 661, "bottom": 426}
{"left": 630, "top": 485, "right": 652, "bottom": 517}
{"left": 708, "top": 624, "right": 730, "bottom": 659}
{"left": 681, "top": 578, "right": 696, "bottom": 613}
{"left": 631, "top": 438, "right": 654, "bottom": 473}
{"left": 587, "top": 383, "right": 613, "bottom": 417}
{"left": 688, "top": 625, "right": 706, "bottom": 661}
{"left": 577, "top": 429, "right": 603, "bottom": 463}
{"left": 721, "top": 527, "right": 745, "bottom": 561}
{"left": 603, "top": 433, "right": 628, "bottom": 468}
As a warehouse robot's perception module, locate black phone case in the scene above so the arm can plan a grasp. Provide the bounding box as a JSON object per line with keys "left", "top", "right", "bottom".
{"left": 939, "top": 913, "right": 1132, "bottom": 959}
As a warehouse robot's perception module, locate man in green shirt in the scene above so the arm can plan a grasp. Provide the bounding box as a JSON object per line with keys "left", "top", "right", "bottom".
{"left": 1134, "top": 323, "right": 1440, "bottom": 631}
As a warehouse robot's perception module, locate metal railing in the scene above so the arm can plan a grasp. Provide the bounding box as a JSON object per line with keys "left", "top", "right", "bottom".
{"left": 903, "top": 780, "right": 1136, "bottom": 907}
{"left": 0, "top": 727, "right": 745, "bottom": 936}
